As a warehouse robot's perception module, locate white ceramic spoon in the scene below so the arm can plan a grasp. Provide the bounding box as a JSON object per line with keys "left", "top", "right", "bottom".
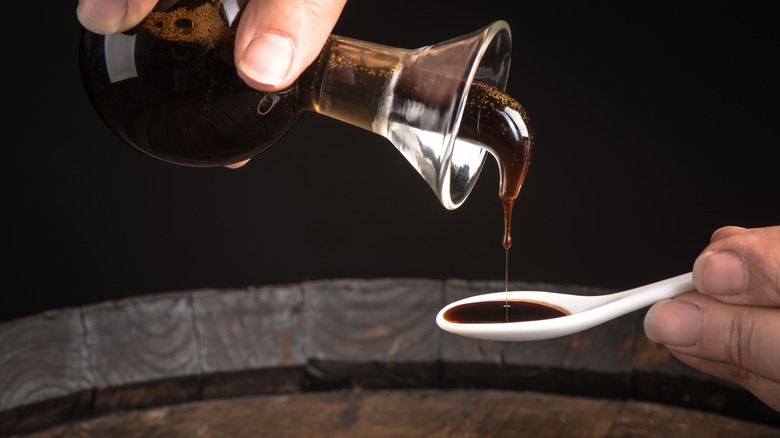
{"left": 436, "top": 273, "right": 694, "bottom": 341}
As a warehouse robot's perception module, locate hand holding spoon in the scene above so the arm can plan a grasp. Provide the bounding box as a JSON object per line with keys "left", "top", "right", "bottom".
{"left": 436, "top": 273, "right": 694, "bottom": 341}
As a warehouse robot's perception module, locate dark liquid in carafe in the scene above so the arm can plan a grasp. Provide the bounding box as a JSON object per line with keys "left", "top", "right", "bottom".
{"left": 443, "top": 300, "right": 567, "bottom": 324}
{"left": 79, "top": 1, "right": 293, "bottom": 167}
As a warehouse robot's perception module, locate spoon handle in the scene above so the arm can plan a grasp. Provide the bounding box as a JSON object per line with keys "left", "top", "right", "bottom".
{"left": 600, "top": 272, "right": 694, "bottom": 317}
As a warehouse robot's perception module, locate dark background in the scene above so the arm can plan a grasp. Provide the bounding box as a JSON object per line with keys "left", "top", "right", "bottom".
{"left": 2, "top": 2, "right": 777, "bottom": 322}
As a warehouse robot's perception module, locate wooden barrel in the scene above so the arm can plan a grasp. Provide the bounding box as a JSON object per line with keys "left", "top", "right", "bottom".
{"left": 2, "top": 279, "right": 778, "bottom": 436}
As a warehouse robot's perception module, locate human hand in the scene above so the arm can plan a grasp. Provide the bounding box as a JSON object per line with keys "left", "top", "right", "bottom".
{"left": 76, "top": 0, "right": 348, "bottom": 168}
{"left": 644, "top": 225, "right": 780, "bottom": 411}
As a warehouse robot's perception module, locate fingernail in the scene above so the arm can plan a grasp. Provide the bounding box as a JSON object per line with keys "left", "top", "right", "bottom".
{"left": 224, "top": 159, "right": 249, "bottom": 169}
{"left": 693, "top": 251, "right": 746, "bottom": 295}
{"left": 238, "top": 33, "right": 294, "bottom": 87}
{"left": 76, "top": 0, "right": 127, "bottom": 34}
{"left": 644, "top": 299, "right": 701, "bottom": 347}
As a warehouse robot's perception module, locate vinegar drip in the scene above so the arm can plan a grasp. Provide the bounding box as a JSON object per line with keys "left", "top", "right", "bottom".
{"left": 459, "top": 82, "right": 533, "bottom": 251}
{"left": 459, "top": 81, "right": 533, "bottom": 307}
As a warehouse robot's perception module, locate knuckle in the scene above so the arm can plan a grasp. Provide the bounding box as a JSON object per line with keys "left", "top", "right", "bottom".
{"left": 301, "top": 0, "right": 332, "bottom": 20}
{"left": 717, "top": 226, "right": 780, "bottom": 305}
{"left": 725, "top": 309, "right": 759, "bottom": 372}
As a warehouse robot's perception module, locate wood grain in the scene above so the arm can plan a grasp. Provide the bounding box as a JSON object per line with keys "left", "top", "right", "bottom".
{"left": 12, "top": 390, "right": 780, "bottom": 438}
{"left": 192, "top": 285, "right": 306, "bottom": 397}
{"left": 0, "top": 309, "right": 93, "bottom": 434}
{"left": 81, "top": 293, "right": 201, "bottom": 414}
{"left": 0, "top": 309, "right": 92, "bottom": 409}
{"left": 303, "top": 278, "right": 442, "bottom": 389}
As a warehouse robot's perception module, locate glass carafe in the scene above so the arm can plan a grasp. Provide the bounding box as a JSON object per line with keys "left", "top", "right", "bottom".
{"left": 79, "top": 0, "right": 513, "bottom": 209}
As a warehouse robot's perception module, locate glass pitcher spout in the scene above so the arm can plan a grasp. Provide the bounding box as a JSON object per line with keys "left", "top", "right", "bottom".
{"left": 79, "top": 0, "right": 514, "bottom": 209}
{"left": 307, "top": 23, "right": 512, "bottom": 209}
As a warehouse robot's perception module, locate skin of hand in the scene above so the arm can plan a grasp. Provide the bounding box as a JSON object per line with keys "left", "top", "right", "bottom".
{"left": 644, "top": 225, "right": 780, "bottom": 412}
{"left": 76, "top": 0, "right": 348, "bottom": 169}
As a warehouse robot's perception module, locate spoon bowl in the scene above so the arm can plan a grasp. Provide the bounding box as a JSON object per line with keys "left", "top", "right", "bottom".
{"left": 436, "top": 273, "right": 694, "bottom": 341}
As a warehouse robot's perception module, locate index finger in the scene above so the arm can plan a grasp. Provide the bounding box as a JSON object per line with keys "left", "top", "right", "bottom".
{"left": 693, "top": 225, "right": 780, "bottom": 307}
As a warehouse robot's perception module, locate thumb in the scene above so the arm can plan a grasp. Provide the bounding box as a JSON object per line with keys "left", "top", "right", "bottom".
{"left": 644, "top": 292, "right": 780, "bottom": 406}
{"left": 235, "top": 0, "right": 348, "bottom": 92}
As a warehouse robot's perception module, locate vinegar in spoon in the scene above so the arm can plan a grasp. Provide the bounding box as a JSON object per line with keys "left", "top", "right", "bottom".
{"left": 443, "top": 300, "right": 567, "bottom": 324}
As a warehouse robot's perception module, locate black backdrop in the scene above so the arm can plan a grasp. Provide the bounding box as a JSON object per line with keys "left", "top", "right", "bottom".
{"left": 3, "top": 2, "right": 778, "bottom": 322}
